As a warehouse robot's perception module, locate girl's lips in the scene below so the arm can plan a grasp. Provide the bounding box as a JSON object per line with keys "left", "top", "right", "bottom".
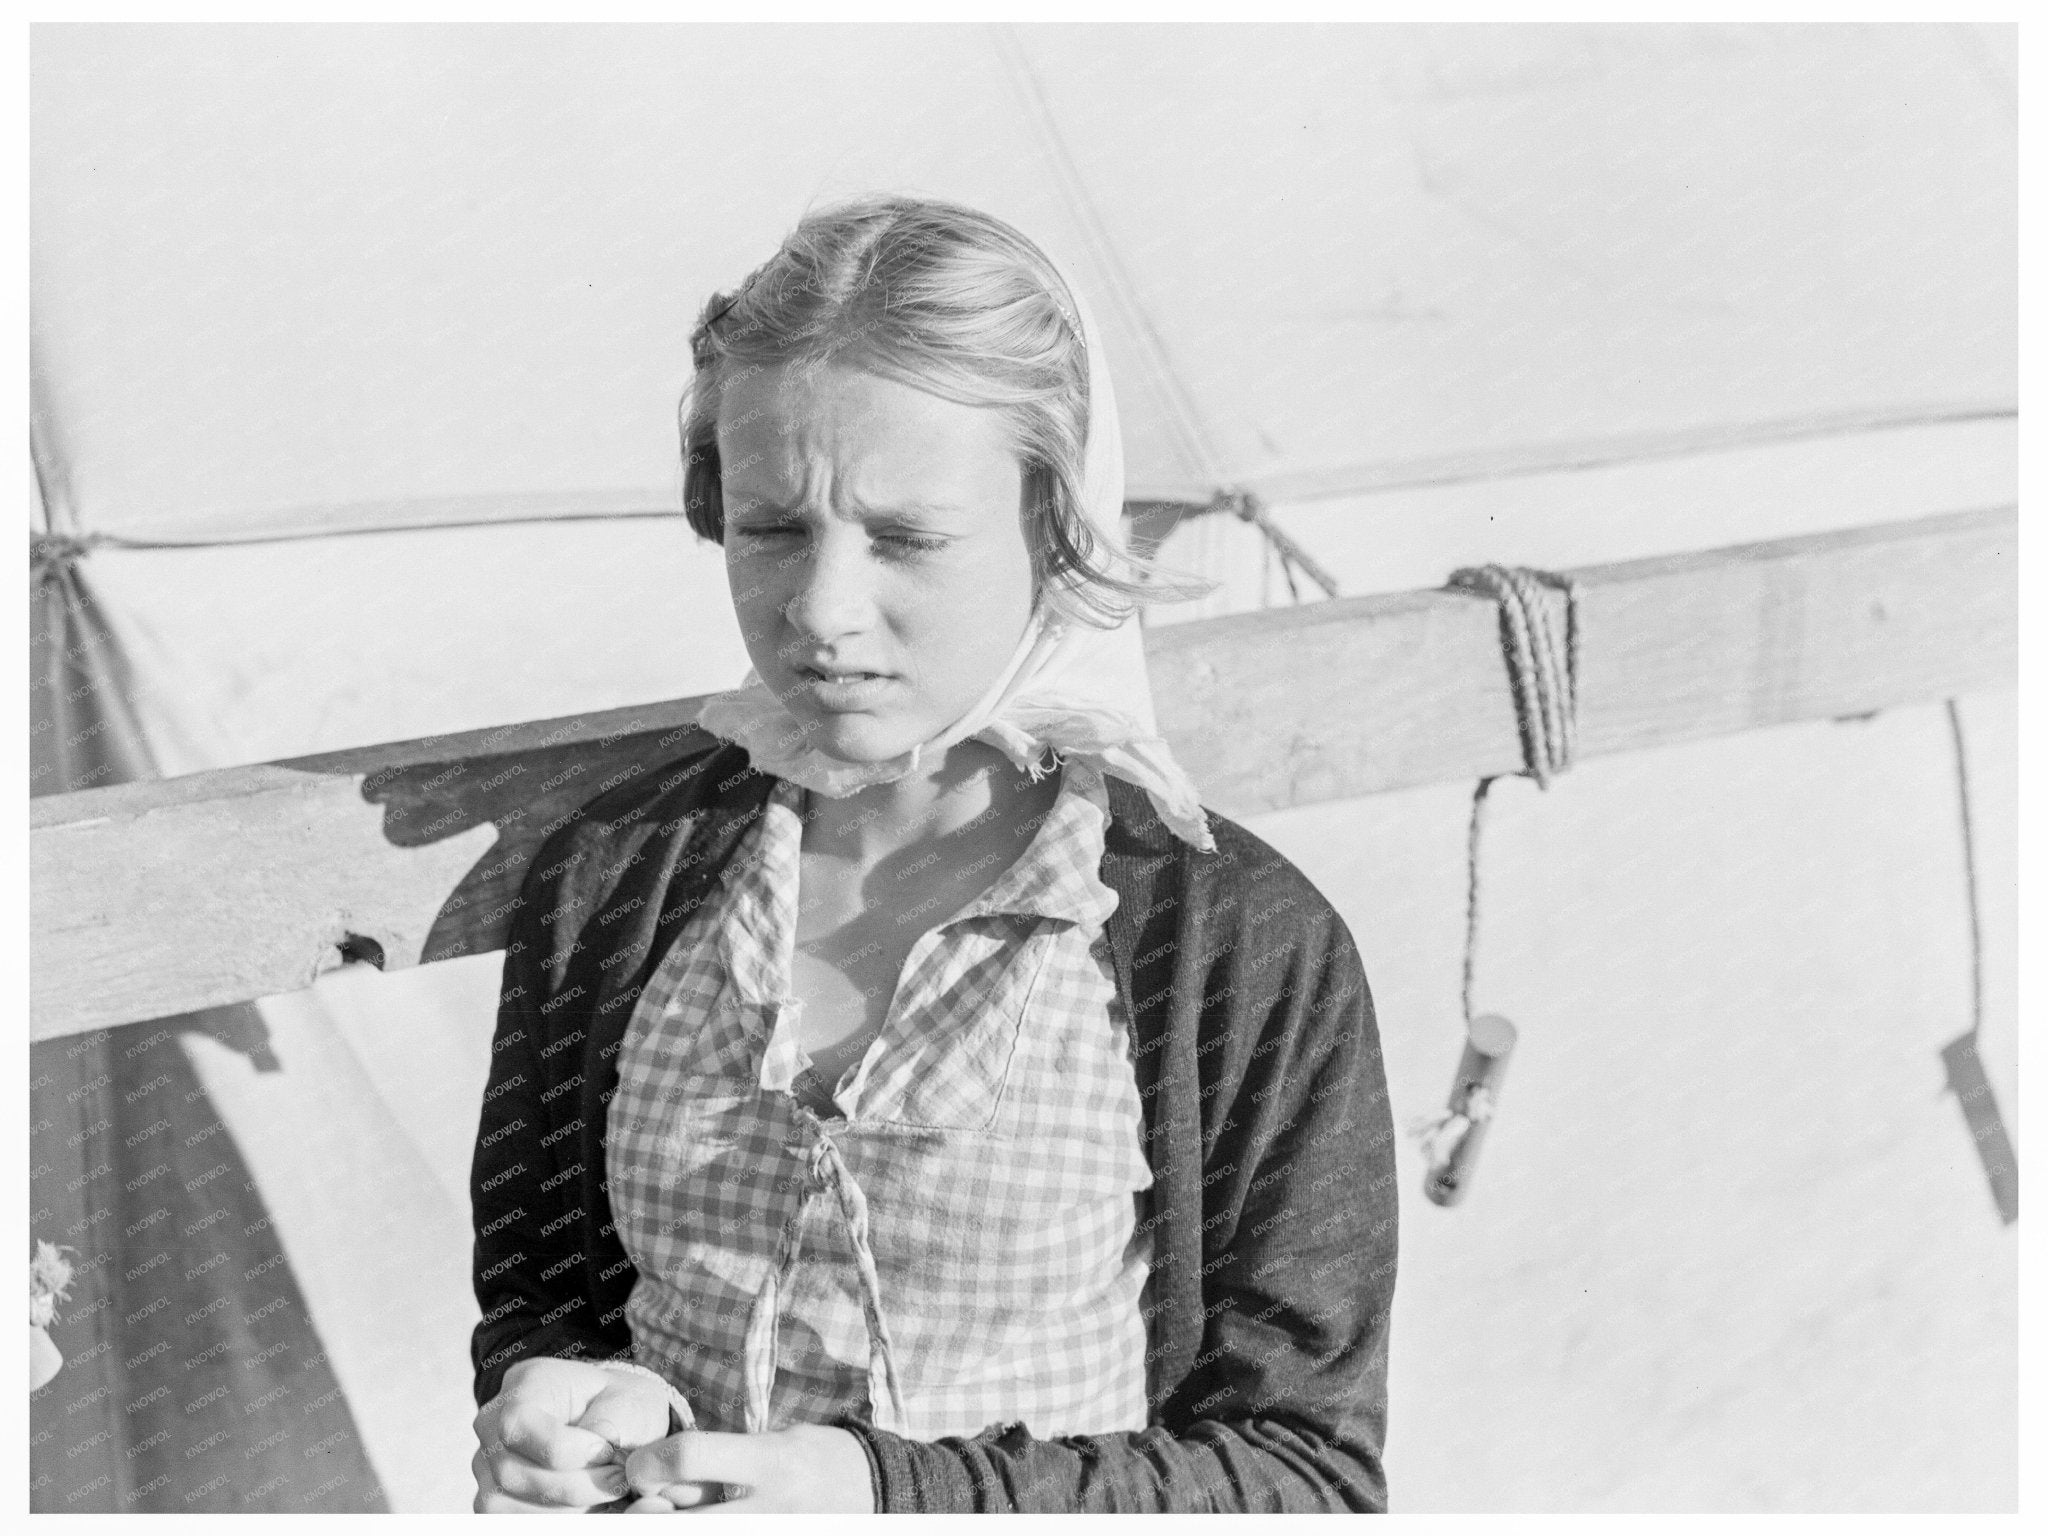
{"left": 793, "top": 668, "right": 896, "bottom": 709}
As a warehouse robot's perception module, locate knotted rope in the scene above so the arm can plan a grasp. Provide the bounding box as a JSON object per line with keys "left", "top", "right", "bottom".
{"left": 1414, "top": 564, "right": 1583, "bottom": 1203}
{"left": 1444, "top": 564, "right": 1584, "bottom": 1026}
{"left": 30, "top": 530, "right": 108, "bottom": 584}
{"left": 1445, "top": 564, "right": 1583, "bottom": 790}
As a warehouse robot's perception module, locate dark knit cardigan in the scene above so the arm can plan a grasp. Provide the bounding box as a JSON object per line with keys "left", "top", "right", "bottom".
{"left": 470, "top": 742, "right": 1399, "bottom": 1512}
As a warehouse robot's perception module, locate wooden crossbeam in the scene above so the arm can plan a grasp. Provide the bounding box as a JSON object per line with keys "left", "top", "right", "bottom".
{"left": 30, "top": 506, "right": 2015, "bottom": 1041}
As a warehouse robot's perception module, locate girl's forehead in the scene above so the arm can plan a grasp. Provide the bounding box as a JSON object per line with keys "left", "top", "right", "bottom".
{"left": 719, "top": 363, "right": 1021, "bottom": 511}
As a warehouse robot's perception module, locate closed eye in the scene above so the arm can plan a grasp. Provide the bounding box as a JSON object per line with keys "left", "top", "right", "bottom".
{"left": 874, "top": 530, "right": 949, "bottom": 556}
{"left": 727, "top": 519, "right": 948, "bottom": 557}
{"left": 737, "top": 528, "right": 950, "bottom": 557}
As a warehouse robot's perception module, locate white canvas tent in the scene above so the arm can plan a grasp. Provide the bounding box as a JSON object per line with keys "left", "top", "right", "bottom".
{"left": 30, "top": 23, "right": 2015, "bottom": 1512}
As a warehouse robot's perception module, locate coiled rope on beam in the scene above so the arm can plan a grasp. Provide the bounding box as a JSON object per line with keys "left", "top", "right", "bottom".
{"left": 1446, "top": 564, "right": 1583, "bottom": 791}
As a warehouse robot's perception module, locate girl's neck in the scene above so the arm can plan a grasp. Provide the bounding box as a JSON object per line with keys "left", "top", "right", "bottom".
{"left": 801, "top": 740, "right": 1056, "bottom": 867}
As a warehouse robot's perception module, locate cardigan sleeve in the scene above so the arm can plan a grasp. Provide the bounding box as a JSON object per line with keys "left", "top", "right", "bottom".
{"left": 833, "top": 900, "right": 1398, "bottom": 1511}
{"left": 469, "top": 862, "right": 634, "bottom": 1407}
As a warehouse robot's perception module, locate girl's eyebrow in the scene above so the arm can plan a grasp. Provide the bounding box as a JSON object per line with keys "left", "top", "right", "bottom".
{"left": 729, "top": 496, "right": 967, "bottom": 523}
{"left": 848, "top": 499, "right": 968, "bottom": 521}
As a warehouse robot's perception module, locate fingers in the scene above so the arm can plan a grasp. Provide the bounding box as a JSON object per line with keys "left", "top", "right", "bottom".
{"left": 675, "top": 1487, "right": 757, "bottom": 1513}
{"left": 490, "top": 1455, "right": 631, "bottom": 1509}
{"left": 474, "top": 1380, "right": 629, "bottom": 1512}
{"left": 625, "top": 1431, "right": 759, "bottom": 1506}
{"left": 576, "top": 1377, "right": 675, "bottom": 1455}
{"left": 620, "top": 1484, "right": 739, "bottom": 1512}
{"left": 501, "top": 1356, "right": 599, "bottom": 1424}
{"left": 473, "top": 1486, "right": 591, "bottom": 1514}
{"left": 471, "top": 1444, "right": 497, "bottom": 1513}
{"left": 473, "top": 1438, "right": 621, "bottom": 1514}
{"left": 657, "top": 1481, "right": 723, "bottom": 1509}
{"left": 495, "top": 1398, "right": 617, "bottom": 1472}
{"left": 621, "top": 1432, "right": 695, "bottom": 1498}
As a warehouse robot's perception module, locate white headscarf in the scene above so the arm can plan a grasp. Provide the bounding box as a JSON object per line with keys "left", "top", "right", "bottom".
{"left": 695, "top": 245, "right": 1216, "bottom": 853}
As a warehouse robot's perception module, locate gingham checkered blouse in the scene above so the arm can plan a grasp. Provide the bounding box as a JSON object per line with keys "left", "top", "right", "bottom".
{"left": 604, "top": 758, "right": 1155, "bottom": 1440}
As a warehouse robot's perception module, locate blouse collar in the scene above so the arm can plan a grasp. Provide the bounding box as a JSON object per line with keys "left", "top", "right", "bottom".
{"left": 739, "top": 755, "right": 1119, "bottom": 946}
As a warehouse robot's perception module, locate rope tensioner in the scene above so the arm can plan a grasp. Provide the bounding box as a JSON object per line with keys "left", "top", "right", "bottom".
{"left": 1414, "top": 564, "right": 1584, "bottom": 1207}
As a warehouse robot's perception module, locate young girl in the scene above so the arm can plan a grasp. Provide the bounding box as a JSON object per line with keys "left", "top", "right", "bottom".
{"left": 468, "top": 194, "right": 1397, "bottom": 1513}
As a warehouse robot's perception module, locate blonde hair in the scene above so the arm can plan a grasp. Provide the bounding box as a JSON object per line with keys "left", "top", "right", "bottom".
{"left": 680, "top": 193, "right": 1200, "bottom": 626}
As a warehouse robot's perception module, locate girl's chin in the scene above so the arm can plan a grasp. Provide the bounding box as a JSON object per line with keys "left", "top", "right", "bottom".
{"left": 802, "top": 718, "right": 926, "bottom": 766}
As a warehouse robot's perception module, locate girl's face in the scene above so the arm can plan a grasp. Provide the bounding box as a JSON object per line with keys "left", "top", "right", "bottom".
{"left": 717, "top": 362, "right": 1037, "bottom": 764}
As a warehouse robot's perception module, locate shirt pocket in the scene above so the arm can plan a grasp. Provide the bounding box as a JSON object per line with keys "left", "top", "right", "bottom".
{"left": 857, "top": 926, "right": 1054, "bottom": 1134}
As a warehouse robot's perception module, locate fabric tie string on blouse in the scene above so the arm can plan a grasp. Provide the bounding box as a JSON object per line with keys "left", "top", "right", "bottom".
{"left": 694, "top": 248, "right": 1217, "bottom": 854}
{"left": 740, "top": 1105, "right": 911, "bottom": 1436}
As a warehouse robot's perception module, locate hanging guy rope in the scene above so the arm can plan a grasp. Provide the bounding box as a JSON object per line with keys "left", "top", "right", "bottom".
{"left": 1447, "top": 563, "right": 1583, "bottom": 1039}
{"left": 1938, "top": 698, "right": 2017, "bottom": 1225}
{"left": 1415, "top": 564, "right": 1583, "bottom": 1205}
{"left": 1212, "top": 488, "right": 1338, "bottom": 603}
{"left": 1946, "top": 701, "right": 1985, "bottom": 1046}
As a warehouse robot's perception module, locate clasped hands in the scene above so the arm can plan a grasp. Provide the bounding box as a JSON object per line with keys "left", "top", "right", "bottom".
{"left": 472, "top": 1356, "right": 875, "bottom": 1513}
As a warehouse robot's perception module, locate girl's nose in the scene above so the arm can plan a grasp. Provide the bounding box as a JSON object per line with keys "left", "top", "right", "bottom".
{"left": 783, "top": 529, "right": 874, "bottom": 642}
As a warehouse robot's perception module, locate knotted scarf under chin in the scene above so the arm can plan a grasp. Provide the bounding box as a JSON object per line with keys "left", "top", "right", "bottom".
{"left": 694, "top": 610, "right": 1216, "bottom": 854}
